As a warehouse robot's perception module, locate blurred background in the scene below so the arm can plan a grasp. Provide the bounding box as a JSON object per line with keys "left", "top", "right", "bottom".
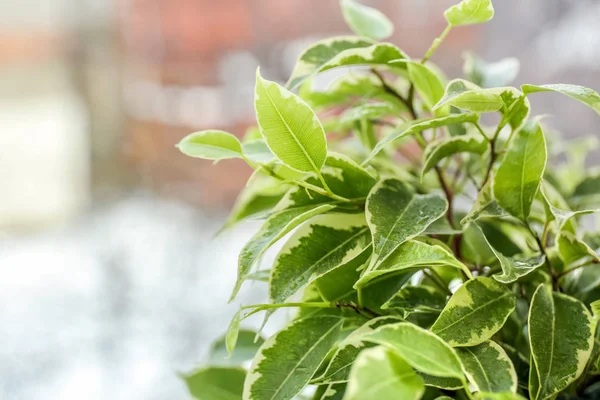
{"left": 1, "top": 0, "right": 599, "bottom": 398}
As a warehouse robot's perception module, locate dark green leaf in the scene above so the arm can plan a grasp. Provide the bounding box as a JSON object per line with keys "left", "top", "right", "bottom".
{"left": 382, "top": 285, "right": 447, "bottom": 313}
{"left": 422, "top": 134, "right": 488, "bottom": 176}
{"left": 183, "top": 366, "right": 246, "bottom": 400}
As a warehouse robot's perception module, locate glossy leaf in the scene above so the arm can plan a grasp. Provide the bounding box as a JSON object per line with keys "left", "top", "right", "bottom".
{"left": 444, "top": 0, "right": 495, "bottom": 26}
{"left": 431, "top": 277, "right": 516, "bottom": 347}
{"left": 255, "top": 69, "right": 327, "bottom": 173}
{"left": 365, "top": 112, "right": 480, "bottom": 163}
{"left": 360, "top": 322, "right": 465, "bottom": 379}
{"left": 244, "top": 316, "right": 344, "bottom": 400}
{"left": 391, "top": 60, "right": 446, "bottom": 111}
{"left": 287, "top": 36, "right": 374, "bottom": 89}
{"left": 382, "top": 285, "right": 447, "bottom": 313}
{"left": 177, "top": 130, "right": 244, "bottom": 161}
{"left": 340, "top": 0, "right": 394, "bottom": 40}
{"left": 528, "top": 284, "right": 594, "bottom": 400}
{"left": 344, "top": 346, "right": 425, "bottom": 400}
{"left": 365, "top": 178, "right": 448, "bottom": 269}
{"left": 456, "top": 341, "right": 518, "bottom": 395}
{"left": 522, "top": 83, "right": 600, "bottom": 116}
{"left": 557, "top": 231, "right": 600, "bottom": 266}
{"left": 183, "top": 366, "right": 246, "bottom": 400}
{"left": 232, "top": 203, "right": 336, "bottom": 301}
{"left": 270, "top": 213, "right": 370, "bottom": 304}
{"left": 494, "top": 119, "right": 547, "bottom": 221}
{"left": 318, "top": 43, "right": 408, "bottom": 74}
{"left": 433, "top": 79, "right": 503, "bottom": 113}
{"left": 356, "top": 238, "right": 469, "bottom": 288}
{"left": 422, "top": 134, "right": 488, "bottom": 176}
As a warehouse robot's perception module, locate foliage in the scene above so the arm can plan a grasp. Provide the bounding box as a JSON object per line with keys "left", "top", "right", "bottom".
{"left": 178, "top": 0, "right": 600, "bottom": 399}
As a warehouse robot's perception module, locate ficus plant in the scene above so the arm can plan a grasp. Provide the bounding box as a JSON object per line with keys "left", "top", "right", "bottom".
{"left": 176, "top": 0, "right": 600, "bottom": 399}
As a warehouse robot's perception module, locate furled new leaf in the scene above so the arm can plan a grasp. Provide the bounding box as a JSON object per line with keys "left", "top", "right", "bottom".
{"left": 344, "top": 346, "right": 425, "bottom": 400}
{"left": 422, "top": 134, "right": 488, "bottom": 176}
{"left": 359, "top": 322, "right": 465, "bottom": 379}
{"left": 255, "top": 69, "right": 327, "bottom": 173}
{"left": 444, "top": 0, "right": 495, "bottom": 26}
{"left": 522, "top": 83, "right": 600, "bottom": 116}
{"left": 183, "top": 366, "right": 246, "bottom": 400}
{"left": 270, "top": 213, "right": 370, "bottom": 304}
{"left": 286, "top": 37, "right": 374, "bottom": 89}
{"left": 431, "top": 277, "right": 515, "bottom": 347}
{"left": 494, "top": 119, "right": 547, "bottom": 221}
{"left": 456, "top": 341, "right": 518, "bottom": 396}
{"left": 365, "top": 179, "right": 448, "bottom": 269}
{"left": 528, "top": 284, "right": 594, "bottom": 400}
{"left": 177, "top": 130, "right": 244, "bottom": 161}
{"left": 340, "top": 0, "right": 394, "bottom": 40}
{"left": 244, "top": 316, "right": 344, "bottom": 400}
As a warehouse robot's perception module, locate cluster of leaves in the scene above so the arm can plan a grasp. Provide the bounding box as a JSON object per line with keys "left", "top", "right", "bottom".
{"left": 178, "top": 0, "right": 600, "bottom": 399}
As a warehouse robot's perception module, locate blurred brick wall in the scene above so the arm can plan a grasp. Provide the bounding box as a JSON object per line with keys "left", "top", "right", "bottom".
{"left": 117, "top": 0, "right": 480, "bottom": 209}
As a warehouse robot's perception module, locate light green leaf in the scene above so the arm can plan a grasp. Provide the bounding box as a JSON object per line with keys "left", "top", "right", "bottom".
{"left": 209, "top": 329, "right": 265, "bottom": 366}
{"left": 474, "top": 224, "right": 546, "bottom": 283}
{"left": 318, "top": 43, "right": 408, "bottom": 75}
{"left": 422, "top": 134, "right": 488, "bottom": 176}
{"left": 421, "top": 374, "right": 464, "bottom": 390}
{"left": 360, "top": 322, "right": 465, "bottom": 379}
{"left": 364, "top": 112, "right": 480, "bottom": 163}
{"left": 286, "top": 36, "right": 374, "bottom": 89}
{"left": 431, "top": 277, "right": 515, "bottom": 347}
{"left": 557, "top": 231, "right": 600, "bottom": 266}
{"left": 344, "top": 346, "right": 425, "bottom": 400}
{"left": 314, "top": 316, "right": 403, "bottom": 385}
{"left": 245, "top": 316, "right": 343, "bottom": 400}
{"left": 340, "top": 0, "right": 394, "bottom": 40}
{"left": 493, "top": 119, "right": 547, "bottom": 221}
{"left": 339, "top": 102, "right": 393, "bottom": 125}
{"left": 365, "top": 179, "right": 448, "bottom": 269}
{"left": 177, "top": 130, "right": 244, "bottom": 161}
{"left": 225, "top": 307, "right": 242, "bottom": 357}
{"left": 382, "top": 285, "right": 447, "bottom": 313}
{"left": 528, "top": 284, "right": 594, "bottom": 400}
{"left": 444, "top": 0, "right": 495, "bottom": 26}
{"left": 496, "top": 87, "right": 530, "bottom": 131}
{"left": 391, "top": 60, "right": 446, "bottom": 111}
{"left": 433, "top": 79, "right": 503, "bottom": 113}
{"left": 243, "top": 139, "right": 276, "bottom": 164}
{"left": 246, "top": 270, "right": 271, "bottom": 282}
{"left": 270, "top": 213, "right": 370, "bottom": 304}
{"left": 539, "top": 186, "right": 598, "bottom": 233}
{"left": 461, "top": 177, "right": 507, "bottom": 226}
{"left": 356, "top": 239, "right": 469, "bottom": 288}
{"left": 232, "top": 203, "right": 335, "bottom": 301}
{"left": 522, "top": 83, "right": 600, "bottom": 116}
{"left": 255, "top": 68, "right": 327, "bottom": 173}
{"left": 183, "top": 366, "right": 246, "bottom": 400}
{"left": 456, "top": 341, "right": 517, "bottom": 395}
{"left": 463, "top": 52, "right": 520, "bottom": 88}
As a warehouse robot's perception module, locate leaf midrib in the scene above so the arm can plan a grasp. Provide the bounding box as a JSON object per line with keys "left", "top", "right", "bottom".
{"left": 464, "top": 347, "right": 492, "bottom": 392}
{"left": 259, "top": 78, "right": 321, "bottom": 174}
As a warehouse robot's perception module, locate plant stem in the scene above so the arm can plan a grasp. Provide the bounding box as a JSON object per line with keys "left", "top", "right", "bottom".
{"left": 474, "top": 123, "right": 491, "bottom": 142}
{"left": 424, "top": 269, "right": 452, "bottom": 296}
{"left": 371, "top": 68, "right": 417, "bottom": 119}
{"left": 526, "top": 222, "right": 557, "bottom": 287}
{"left": 242, "top": 301, "right": 380, "bottom": 319}
{"left": 556, "top": 259, "right": 599, "bottom": 280}
{"left": 422, "top": 24, "right": 453, "bottom": 64}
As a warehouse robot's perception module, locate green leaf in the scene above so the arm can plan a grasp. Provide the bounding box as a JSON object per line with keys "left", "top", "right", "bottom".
{"left": 177, "top": 130, "right": 244, "bottom": 161}
{"left": 243, "top": 139, "right": 276, "bottom": 164}
{"left": 356, "top": 239, "right": 469, "bottom": 288}
{"left": 539, "top": 186, "right": 598, "bottom": 233}
{"left": 463, "top": 52, "right": 520, "bottom": 88}
{"left": 557, "top": 231, "right": 600, "bottom": 265}
{"left": 360, "top": 322, "right": 465, "bottom": 379}
{"left": 422, "top": 134, "right": 488, "bottom": 176}
{"left": 315, "top": 246, "right": 372, "bottom": 302}
{"left": 340, "top": 0, "right": 394, "bottom": 40}
{"left": 224, "top": 307, "right": 242, "bottom": 357}
{"left": 365, "top": 179, "right": 448, "bottom": 269}
{"left": 456, "top": 341, "right": 518, "bottom": 395}
{"left": 382, "top": 285, "right": 447, "bottom": 313}
{"left": 183, "top": 366, "right": 246, "bottom": 400}
{"left": 318, "top": 43, "right": 408, "bottom": 75}
{"left": 461, "top": 177, "right": 507, "bottom": 226}
{"left": 339, "top": 102, "right": 394, "bottom": 125}
{"left": 314, "top": 316, "right": 403, "bottom": 384}
{"left": 493, "top": 119, "right": 547, "bottom": 221}
{"left": 313, "top": 383, "right": 346, "bottom": 400}
{"left": 391, "top": 60, "right": 446, "bottom": 112}
{"left": 365, "top": 113, "right": 480, "bottom": 163}
{"left": 573, "top": 173, "right": 600, "bottom": 208}
{"left": 522, "top": 83, "right": 600, "bottom": 116}
{"left": 232, "top": 203, "right": 335, "bottom": 301}
{"left": 286, "top": 36, "right": 374, "bottom": 89}
{"left": 528, "top": 284, "right": 594, "bottom": 400}
{"left": 270, "top": 213, "right": 370, "bottom": 304}
{"left": 431, "top": 277, "right": 516, "bottom": 347}
{"left": 344, "top": 346, "right": 425, "bottom": 400}
{"left": 209, "top": 329, "right": 265, "bottom": 366}
{"left": 444, "top": 0, "right": 495, "bottom": 26}
{"left": 255, "top": 68, "right": 327, "bottom": 173}
{"left": 496, "top": 88, "right": 530, "bottom": 131}
{"left": 433, "top": 79, "right": 503, "bottom": 113}
{"left": 245, "top": 316, "right": 344, "bottom": 400}
{"left": 421, "top": 374, "right": 464, "bottom": 390}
